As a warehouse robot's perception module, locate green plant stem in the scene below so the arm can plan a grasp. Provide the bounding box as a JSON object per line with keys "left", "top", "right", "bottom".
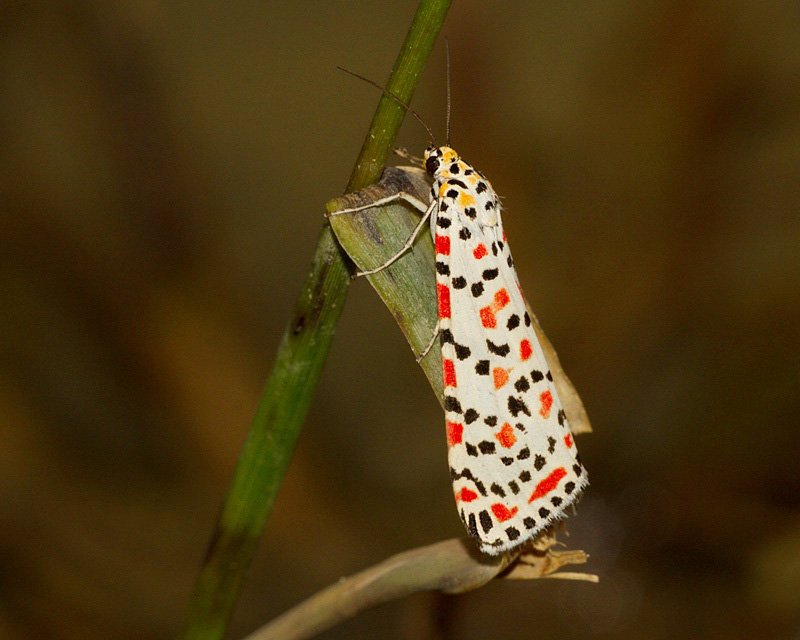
{"left": 179, "top": 2, "right": 452, "bottom": 639}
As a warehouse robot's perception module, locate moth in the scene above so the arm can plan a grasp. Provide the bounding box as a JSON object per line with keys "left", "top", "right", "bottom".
{"left": 330, "top": 70, "right": 588, "bottom": 555}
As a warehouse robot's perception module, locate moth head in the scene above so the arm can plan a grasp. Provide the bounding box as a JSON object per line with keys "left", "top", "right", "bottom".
{"left": 424, "top": 146, "right": 459, "bottom": 175}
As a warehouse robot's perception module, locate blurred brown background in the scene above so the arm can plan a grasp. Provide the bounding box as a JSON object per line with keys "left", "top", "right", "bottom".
{"left": 2, "top": 2, "right": 799, "bottom": 639}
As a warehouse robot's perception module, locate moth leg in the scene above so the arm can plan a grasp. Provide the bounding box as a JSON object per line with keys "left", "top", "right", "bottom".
{"left": 415, "top": 320, "right": 440, "bottom": 363}
{"left": 394, "top": 147, "right": 425, "bottom": 167}
{"left": 354, "top": 199, "right": 437, "bottom": 277}
{"left": 326, "top": 191, "right": 428, "bottom": 217}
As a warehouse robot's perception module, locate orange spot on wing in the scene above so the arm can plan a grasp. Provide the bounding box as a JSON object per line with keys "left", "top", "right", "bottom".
{"left": 493, "top": 288, "right": 510, "bottom": 309}
{"left": 479, "top": 306, "right": 496, "bottom": 328}
{"left": 457, "top": 487, "right": 478, "bottom": 502}
{"left": 473, "top": 243, "right": 488, "bottom": 259}
{"left": 491, "top": 503, "right": 519, "bottom": 522}
{"left": 520, "top": 339, "right": 533, "bottom": 361}
{"left": 435, "top": 234, "right": 450, "bottom": 255}
{"left": 529, "top": 467, "right": 567, "bottom": 502}
{"left": 443, "top": 358, "right": 457, "bottom": 387}
{"left": 495, "top": 423, "right": 517, "bottom": 448}
{"left": 437, "top": 284, "right": 451, "bottom": 319}
{"left": 492, "top": 367, "right": 508, "bottom": 389}
{"left": 564, "top": 433, "right": 573, "bottom": 448}
{"left": 446, "top": 421, "right": 463, "bottom": 446}
{"left": 539, "top": 390, "right": 553, "bottom": 418}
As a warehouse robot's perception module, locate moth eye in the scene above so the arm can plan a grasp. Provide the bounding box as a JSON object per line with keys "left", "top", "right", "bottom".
{"left": 426, "top": 155, "right": 440, "bottom": 175}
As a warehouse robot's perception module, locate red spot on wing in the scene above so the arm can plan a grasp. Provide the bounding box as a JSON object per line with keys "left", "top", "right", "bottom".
{"left": 528, "top": 467, "right": 567, "bottom": 503}
{"left": 492, "top": 367, "right": 508, "bottom": 389}
{"left": 437, "top": 283, "right": 451, "bottom": 319}
{"left": 457, "top": 487, "right": 478, "bottom": 503}
{"left": 491, "top": 503, "right": 519, "bottom": 522}
{"left": 494, "top": 288, "right": 510, "bottom": 309}
{"left": 479, "top": 306, "right": 496, "bottom": 328}
{"left": 520, "top": 339, "right": 533, "bottom": 361}
{"left": 564, "top": 433, "right": 573, "bottom": 448}
{"left": 446, "top": 421, "right": 463, "bottom": 446}
{"left": 495, "top": 423, "right": 517, "bottom": 448}
{"left": 435, "top": 235, "right": 450, "bottom": 255}
{"left": 473, "top": 243, "right": 488, "bottom": 259}
{"left": 443, "top": 358, "right": 457, "bottom": 387}
{"left": 539, "top": 390, "right": 553, "bottom": 418}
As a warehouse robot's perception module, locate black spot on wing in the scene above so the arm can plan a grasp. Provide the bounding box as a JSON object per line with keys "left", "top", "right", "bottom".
{"left": 487, "top": 340, "right": 510, "bottom": 356}
{"left": 464, "top": 408, "right": 479, "bottom": 424}
{"left": 507, "top": 397, "right": 530, "bottom": 418}
{"left": 468, "top": 513, "right": 479, "bottom": 537}
{"left": 450, "top": 467, "right": 486, "bottom": 496}
{"left": 478, "top": 441, "right": 495, "bottom": 454}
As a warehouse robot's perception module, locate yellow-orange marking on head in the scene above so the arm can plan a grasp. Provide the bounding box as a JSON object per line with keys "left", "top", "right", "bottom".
{"left": 441, "top": 148, "right": 458, "bottom": 164}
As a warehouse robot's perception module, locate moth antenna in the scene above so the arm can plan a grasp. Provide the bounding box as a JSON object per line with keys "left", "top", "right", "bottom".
{"left": 445, "top": 37, "right": 452, "bottom": 147}
{"left": 337, "top": 66, "right": 437, "bottom": 146}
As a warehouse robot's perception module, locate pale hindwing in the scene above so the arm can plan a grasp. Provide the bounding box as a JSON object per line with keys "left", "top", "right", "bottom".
{"left": 435, "top": 174, "right": 587, "bottom": 555}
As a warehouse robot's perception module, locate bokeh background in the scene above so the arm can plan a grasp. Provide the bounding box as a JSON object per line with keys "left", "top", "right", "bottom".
{"left": 2, "top": 2, "right": 799, "bottom": 639}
